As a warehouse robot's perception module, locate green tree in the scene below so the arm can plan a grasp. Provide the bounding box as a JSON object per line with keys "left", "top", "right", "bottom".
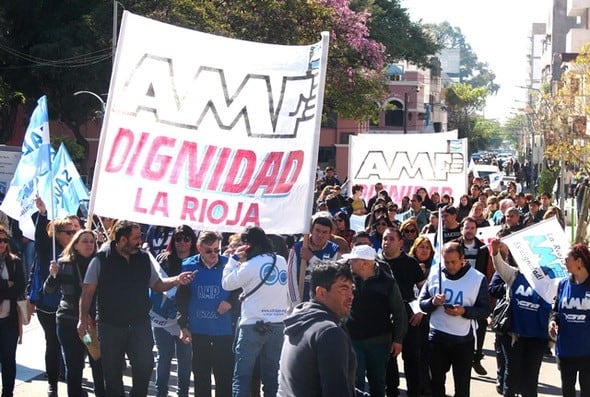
{"left": 445, "top": 82, "right": 488, "bottom": 138}
{"left": 364, "top": 0, "right": 440, "bottom": 67}
{"left": 469, "top": 117, "right": 502, "bottom": 154}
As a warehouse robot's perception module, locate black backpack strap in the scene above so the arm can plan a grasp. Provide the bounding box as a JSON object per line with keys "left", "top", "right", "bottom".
{"left": 239, "top": 254, "right": 277, "bottom": 302}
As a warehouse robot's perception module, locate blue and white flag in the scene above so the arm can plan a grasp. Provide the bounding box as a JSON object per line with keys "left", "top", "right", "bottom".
{"left": 22, "top": 96, "right": 50, "bottom": 155}
{"left": 1, "top": 144, "right": 52, "bottom": 239}
{"left": 502, "top": 217, "right": 569, "bottom": 304}
{"left": 1, "top": 96, "right": 53, "bottom": 238}
{"left": 38, "top": 143, "right": 89, "bottom": 219}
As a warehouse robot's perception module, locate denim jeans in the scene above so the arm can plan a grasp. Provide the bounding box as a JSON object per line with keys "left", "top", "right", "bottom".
{"left": 153, "top": 326, "right": 192, "bottom": 397}
{"left": 232, "top": 323, "right": 283, "bottom": 397}
{"left": 98, "top": 320, "right": 154, "bottom": 397}
{"left": 353, "top": 338, "right": 390, "bottom": 397}
{"left": 192, "top": 334, "right": 233, "bottom": 397}
{"left": 57, "top": 318, "right": 105, "bottom": 397}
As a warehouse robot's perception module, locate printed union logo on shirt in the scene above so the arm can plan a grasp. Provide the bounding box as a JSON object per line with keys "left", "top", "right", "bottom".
{"left": 259, "top": 263, "right": 287, "bottom": 286}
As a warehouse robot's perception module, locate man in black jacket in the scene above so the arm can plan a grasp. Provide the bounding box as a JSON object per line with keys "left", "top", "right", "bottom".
{"left": 278, "top": 261, "right": 359, "bottom": 397}
{"left": 346, "top": 245, "right": 407, "bottom": 397}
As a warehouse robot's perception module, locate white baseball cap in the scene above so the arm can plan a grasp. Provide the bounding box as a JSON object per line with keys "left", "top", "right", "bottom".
{"left": 342, "top": 245, "right": 376, "bottom": 261}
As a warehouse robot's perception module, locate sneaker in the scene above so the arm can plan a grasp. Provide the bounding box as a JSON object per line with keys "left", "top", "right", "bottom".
{"left": 472, "top": 360, "right": 487, "bottom": 375}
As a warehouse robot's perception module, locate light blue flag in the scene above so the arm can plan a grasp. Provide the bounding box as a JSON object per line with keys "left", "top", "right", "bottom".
{"left": 0, "top": 143, "right": 53, "bottom": 239}
{"left": 22, "top": 96, "right": 50, "bottom": 156}
{"left": 38, "top": 143, "right": 89, "bottom": 219}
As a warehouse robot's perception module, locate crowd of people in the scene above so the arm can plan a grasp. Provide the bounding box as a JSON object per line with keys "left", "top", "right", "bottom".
{"left": 0, "top": 164, "right": 588, "bottom": 397}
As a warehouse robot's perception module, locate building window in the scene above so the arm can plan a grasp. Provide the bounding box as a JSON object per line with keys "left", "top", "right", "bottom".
{"left": 318, "top": 146, "right": 336, "bottom": 164}
{"left": 384, "top": 100, "right": 403, "bottom": 127}
{"left": 339, "top": 132, "right": 355, "bottom": 144}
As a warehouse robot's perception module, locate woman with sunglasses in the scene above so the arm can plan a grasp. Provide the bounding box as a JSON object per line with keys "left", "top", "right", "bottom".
{"left": 334, "top": 211, "right": 355, "bottom": 248}
{"left": 44, "top": 230, "right": 104, "bottom": 397}
{"left": 369, "top": 215, "right": 393, "bottom": 252}
{"left": 150, "top": 225, "right": 197, "bottom": 397}
{"left": 27, "top": 197, "right": 74, "bottom": 397}
{"left": 400, "top": 219, "right": 420, "bottom": 254}
{"left": 0, "top": 225, "right": 25, "bottom": 397}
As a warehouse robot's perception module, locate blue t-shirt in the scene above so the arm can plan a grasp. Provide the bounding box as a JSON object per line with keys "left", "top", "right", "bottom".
{"left": 510, "top": 273, "right": 551, "bottom": 339}
{"left": 555, "top": 278, "right": 590, "bottom": 358}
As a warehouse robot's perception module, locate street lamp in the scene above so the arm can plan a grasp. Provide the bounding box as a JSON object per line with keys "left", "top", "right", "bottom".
{"left": 73, "top": 91, "right": 106, "bottom": 118}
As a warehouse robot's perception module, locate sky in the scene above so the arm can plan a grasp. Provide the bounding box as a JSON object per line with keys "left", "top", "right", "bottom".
{"left": 401, "top": 0, "right": 550, "bottom": 123}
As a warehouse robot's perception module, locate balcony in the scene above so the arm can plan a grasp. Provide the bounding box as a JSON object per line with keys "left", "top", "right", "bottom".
{"left": 566, "top": 28, "right": 590, "bottom": 53}
{"left": 567, "top": 0, "right": 590, "bottom": 17}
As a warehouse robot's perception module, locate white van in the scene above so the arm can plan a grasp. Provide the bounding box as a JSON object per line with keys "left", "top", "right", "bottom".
{"left": 472, "top": 164, "right": 504, "bottom": 190}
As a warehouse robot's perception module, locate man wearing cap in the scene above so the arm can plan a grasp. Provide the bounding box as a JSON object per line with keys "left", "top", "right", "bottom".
{"left": 523, "top": 199, "right": 543, "bottom": 226}
{"left": 344, "top": 245, "right": 407, "bottom": 397}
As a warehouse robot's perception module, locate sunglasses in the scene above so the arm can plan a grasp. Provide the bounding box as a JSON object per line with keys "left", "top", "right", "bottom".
{"left": 202, "top": 248, "right": 220, "bottom": 255}
{"left": 59, "top": 230, "right": 76, "bottom": 235}
{"left": 404, "top": 229, "right": 417, "bottom": 234}
{"left": 0, "top": 238, "right": 9, "bottom": 244}
{"left": 174, "top": 236, "right": 191, "bottom": 243}
{"left": 387, "top": 207, "right": 397, "bottom": 212}
{"left": 375, "top": 222, "right": 388, "bottom": 227}
{"left": 335, "top": 218, "right": 345, "bottom": 222}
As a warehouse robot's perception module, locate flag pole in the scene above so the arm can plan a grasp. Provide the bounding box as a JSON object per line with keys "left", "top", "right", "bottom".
{"left": 437, "top": 207, "right": 443, "bottom": 294}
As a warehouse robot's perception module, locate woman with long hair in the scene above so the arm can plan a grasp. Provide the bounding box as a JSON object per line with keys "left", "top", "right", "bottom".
{"left": 28, "top": 198, "right": 74, "bottom": 397}
{"left": 334, "top": 211, "right": 355, "bottom": 248}
{"left": 151, "top": 225, "right": 197, "bottom": 397}
{"left": 549, "top": 243, "right": 590, "bottom": 397}
{"left": 222, "top": 226, "right": 289, "bottom": 397}
{"left": 417, "top": 187, "right": 436, "bottom": 211}
{"left": 0, "top": 225, "right": 25, "bottom": 397}
{"left": 44, "top": 230, "right": 104, "bottom": 397}
{"left": 456, "top": 194, "right": 471, "bottom": 223}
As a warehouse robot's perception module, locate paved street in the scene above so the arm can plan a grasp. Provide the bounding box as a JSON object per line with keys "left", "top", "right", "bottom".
{"left": 13, "top": 315, "right": 564, "bottom": 396}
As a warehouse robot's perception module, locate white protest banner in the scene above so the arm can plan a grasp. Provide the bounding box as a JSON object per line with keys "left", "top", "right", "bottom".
{"left": 89, "top": 12, "right": 329, "bottom": 234}
{"left": 502, "top": 217, "right": 570, "bottom": 304}
{"left": 349, "top": 131, "right": 466, "bottom": 204}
